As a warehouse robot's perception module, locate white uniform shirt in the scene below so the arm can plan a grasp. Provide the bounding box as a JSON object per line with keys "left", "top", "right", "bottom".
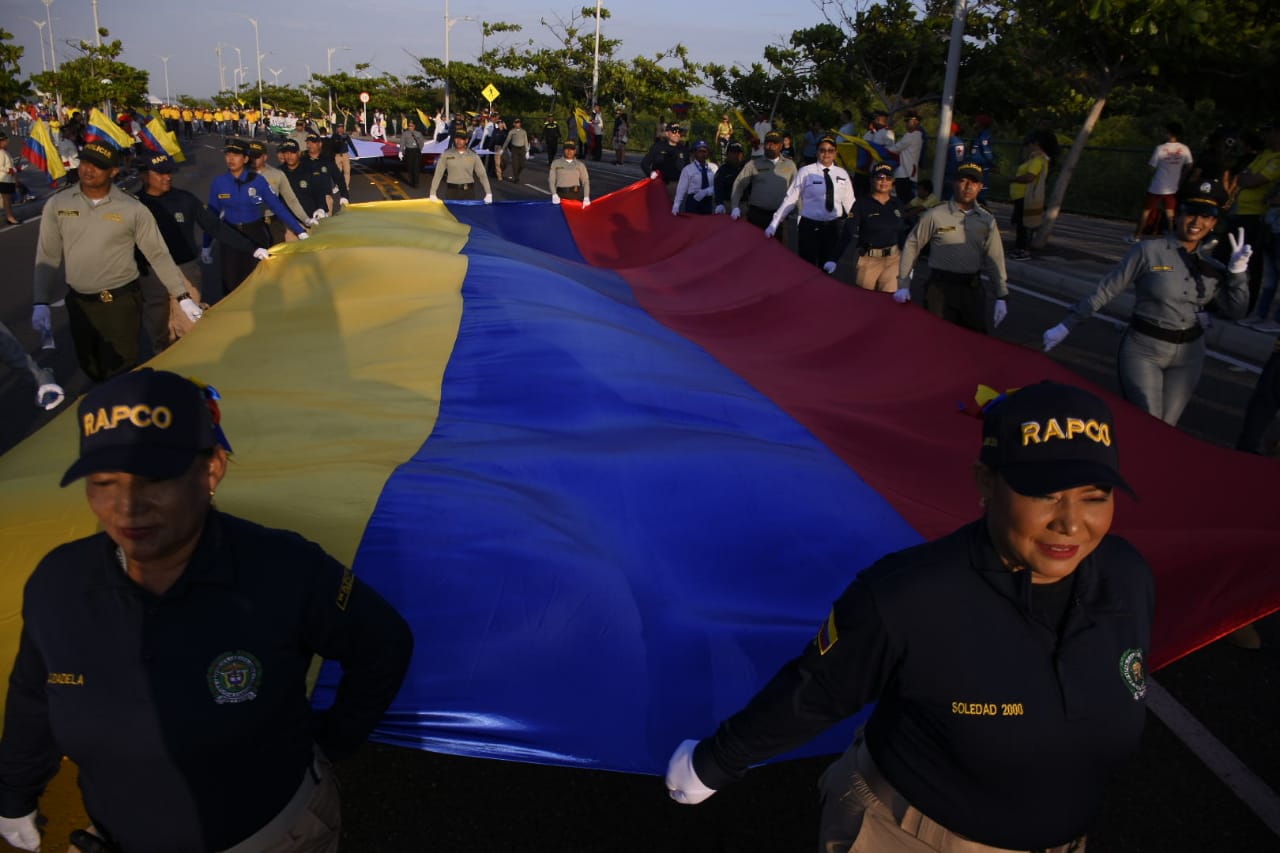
{"left": 674, "top": 159, "right": 719, "bottom": 201}
{"left": 1147, "top": 142, "right": 1193, "bottom": 195}
{"left": 770, "top": 162, "right": 855, "bottom": 227}
{"left": 890, "top": 129, "right": 924, "bottom": 181}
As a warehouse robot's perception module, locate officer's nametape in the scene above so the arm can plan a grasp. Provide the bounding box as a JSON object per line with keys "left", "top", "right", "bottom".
{"left": 336, "top": 567, "right": 354, "bottom": 611}
{"left": 83, "top": 404, "right": 174, "bottom": 437}
{"left": 48, "top": 672, "right": 85, "bottom": 686}
{"left": 1019, "top": 417, "right": 1111, "bottom": 447}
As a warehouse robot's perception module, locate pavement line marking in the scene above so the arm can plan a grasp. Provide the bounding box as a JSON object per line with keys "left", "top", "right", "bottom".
{"left": 1006, "top": 282, "right": 1263, "bottom": 375}
{"left": 1146, "top": 677, "right": 1280, "bottom": 837}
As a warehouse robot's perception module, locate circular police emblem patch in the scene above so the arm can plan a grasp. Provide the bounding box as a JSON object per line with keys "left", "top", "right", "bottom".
{"left": 1119, "top": 648, "right": 1147, "bottom": 701}
{"left": 207, "top": 650, "right": 262, "bottom": 704}
{"left": 1199, "top": 182, "right": 1211, "bottom": 194}
{"left": 300, "top": 180, "right": 308, "bottom": 188}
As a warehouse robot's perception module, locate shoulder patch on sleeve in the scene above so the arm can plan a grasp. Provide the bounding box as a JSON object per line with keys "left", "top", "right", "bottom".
{"left": 816, "top": 607, "right": 839, "bottom": 655}
{"left": 336, "top": 567, "right": 354, "bottom": 611}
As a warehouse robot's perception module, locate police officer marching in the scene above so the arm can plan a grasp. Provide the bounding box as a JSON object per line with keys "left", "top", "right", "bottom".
{"left": 279, "top": 139, "right": 335, "bottom": 226}
{"left": 30, "top": 142, "right": 202, "bottom": 382}
{"left": 548, "top": 140, "right": 591, "bottom": 207}
{"left": 503, "top": 118, "right": 530, "bottom": 184}
{"left": 542, "top": 114, "right": 561, "bottom": 165}
{"left": 767, "top": 134, "right": 854, "bottom": 272}
{"left": 399, "top": 120, "right": 425, "bottom": 188}
{"left": 895, "top": 162, "right": 1009, "bottom": 334}
{"left": 204, "top": 139, "right": 308, "bottom": 296}
{"left": 672, "top": 141, "right": 718, "bottom": 216}
{"left": 729, "top": 130, "right": 799, "bottom": 232}
{"left": 1042, "top": 180, "right": 1250, "bottom": 425}
{"left": 430, "top": 130, "right": 493, "bottom": 203}
{"left": 840, "top": 161, "right": 907, "bottom": 291}
{"left": 246, "top": 139, "right": 312, "bottom": 246}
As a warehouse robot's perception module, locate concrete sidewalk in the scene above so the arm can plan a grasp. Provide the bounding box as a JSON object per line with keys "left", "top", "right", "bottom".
{"left": 988, "top": 201, "right": 1276, "bottom": 367}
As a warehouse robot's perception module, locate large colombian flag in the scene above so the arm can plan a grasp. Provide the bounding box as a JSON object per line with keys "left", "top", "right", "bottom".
{"left": 0, "top": 181, "right": 1275, "bottom": 775}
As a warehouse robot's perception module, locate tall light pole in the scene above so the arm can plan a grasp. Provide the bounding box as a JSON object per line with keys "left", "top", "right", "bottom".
{"left": 931, "top": 0, "right": 968, "bottom": 199}
{"left": 239, "top": 14, "right": 265, "bottom": 116}
{"left": 41, "top": 0, "right": 58, "bottom": 72}
{"left": 590, "top": 0, "right": 602, "bottom": 108}
{"left": 158, "top": 55, "right": 171, "bottom": 104}
{"left": 91, "top": 0, "right": 102, "bottom": 46}
{"left": 31, "top": 20, "right": 48, "bottom": 73}
{"left": 268, "top": 66, "right": 283, "bottom": 86}
{"left": 326, "top": 45, "right": 349, "bottom": 120}
{"left": 443, "top": 0, "right": 476, "bottom": 120}
{"left": 233, "top": 46, "right": 243, "bottom": 94}
{"left": 215, "top": 44, "right": 226, "bottom": 93}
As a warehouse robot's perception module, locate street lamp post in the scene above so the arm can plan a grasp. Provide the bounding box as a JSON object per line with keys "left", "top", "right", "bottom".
{"left": 326, "top": 45, "right": 349, "bottom": 122}
{"left": 233, "top": 46, "right": 243, "bottom": 93}
{"left": 31, "top": 20, "right": 48, "bottom": 74}
{"left": 158, "top": 55, "right": 171, "bottom": 104}
{"left": 239, "top": 14, "right": 265, "bottom": 118}
{"left": 41, "top": 0, "right": 57, "bottom": 72}
{"left": 590, "top": 0, "right": 602, "bottom": 108}
{"left": 443, "top": 0, "right": 477, "bottom": 120}
{"left": 215, "top": 44, "right": 226, "bottom": 93}
{"left": 269, "top": 67, "right": 283, "bottom": 86}
{"left": 91, "top": 0, "right": 102, "bottom": 46}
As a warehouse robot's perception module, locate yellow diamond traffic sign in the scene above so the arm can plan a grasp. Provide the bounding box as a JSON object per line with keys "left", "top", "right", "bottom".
{"left": 482, "top": 83, "right": 500, "bottom": 103}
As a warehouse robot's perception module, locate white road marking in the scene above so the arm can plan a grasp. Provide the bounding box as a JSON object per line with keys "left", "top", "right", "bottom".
{"left": 1146, "top": 676, "right": 1280, "bottom": 836}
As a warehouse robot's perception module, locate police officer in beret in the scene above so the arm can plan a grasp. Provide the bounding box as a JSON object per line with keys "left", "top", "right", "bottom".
{"left": 1043, "top": 180, "right": 1251, "bottom": 425}
{"left": 0, "top": 369, "right": 413, "bottom": 853}
{"left": 667, "top": 381, "right": 1153, "bottom": 853}
{"left": 429, "top": 129, "right": 492, "bottom": 203}
{"left": 30, "top": 142, "right": 202, "bottom": 382}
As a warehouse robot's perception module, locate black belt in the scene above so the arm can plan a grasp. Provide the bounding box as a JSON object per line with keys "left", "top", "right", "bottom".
{"left": 69, "top": 280, "right": 139, "bottom": 303}
{"left": 447, "top": 183, "right": 473, "bottom": 189}
{"left": 1129, "top": 315, "right": 1204, "bottom": 343}
{"left": 860, "top": 245, "right": 898, "bottom": 257}
{"left": 931, "top": 269, "right": 981, "bottom": 288}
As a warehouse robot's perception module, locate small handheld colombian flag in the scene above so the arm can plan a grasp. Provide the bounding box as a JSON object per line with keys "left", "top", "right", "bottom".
{"left": 22, "top": 120, "right": 66, "bottom": 182}
{"left": 145, "top": 115, "right": 186, "bottom": 162}
{"left": 86, "top": 107, "right": 136, "bottom": 149}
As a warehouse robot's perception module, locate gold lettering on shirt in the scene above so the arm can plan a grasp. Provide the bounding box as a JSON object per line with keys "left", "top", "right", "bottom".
{"left": 951, "top": 701, "right": 1025, "bottom": 716}
{"left": 48, "top": 673, "right": 85, "bottom": 686}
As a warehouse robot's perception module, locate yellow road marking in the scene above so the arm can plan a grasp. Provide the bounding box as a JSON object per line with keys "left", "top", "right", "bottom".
{"left": 367, "top": 171, "right": 411, "bottom": 201}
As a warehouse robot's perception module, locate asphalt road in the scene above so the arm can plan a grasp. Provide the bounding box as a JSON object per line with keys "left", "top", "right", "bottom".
{"left": 1, "top": 136, "right": 1277, "bottom": 853}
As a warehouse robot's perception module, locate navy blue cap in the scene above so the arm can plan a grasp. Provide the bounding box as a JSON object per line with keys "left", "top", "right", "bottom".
{"left": 979, "top": 381, "right": 1135, "bottom": 498}
{"left": 138, "top": 152, "right": 176, "bottom": 173}
{"left": 61, "top": 370, "right": 228, "bottom": 487}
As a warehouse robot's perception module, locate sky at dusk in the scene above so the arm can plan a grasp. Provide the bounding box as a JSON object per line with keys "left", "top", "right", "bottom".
{"left": 8, "top": 0, "right": 814, "bottom": 103}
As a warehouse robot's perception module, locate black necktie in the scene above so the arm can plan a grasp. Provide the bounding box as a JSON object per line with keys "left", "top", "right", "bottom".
{"left": 823, "top": 168, "right": 834, "bottom": 212}
{"left": 699, "top": 163, "right": 709, "bottom": 189}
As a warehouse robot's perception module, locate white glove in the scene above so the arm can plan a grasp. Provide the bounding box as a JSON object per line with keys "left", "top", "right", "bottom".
{"left": 1227, "top": 226, "right": 1253, "bottom": 274}
{"left": 297, "top": 231, "right": 309, "bottom": 240}
{"left": 178, "top": 297, "right": 203, "bottom": 323}
{"left": 428, "top": 193, "right": 439, "bottom": 202}
{"left": 483, "top": 193, "right": 493, "bottom": 205}
{"left": 582, "top": 197, "right": 590, "bottom": 208}
{"left": 992, "top": 299, "right": 1008, "bottom": 328}
{"left": 37, "top": 382, "right": 65, "bottom": 410}
{"left": 764, "top": 223, "right": 777, "bottom": 239}
{"left": 665, "top": 739, "right": 716, "bottom": 805}
{"left": 253, "top": 248, "right": 270, "bottom": 261}
{"left": 671, "top": 204, "right": 680, "bottom": 216}
{"left": 1196, "top": 310, "right": 1212, "bottom": 329}
{"left": 1043, "top": 323, "right": 1070, "bottom": 352}
{"left": 398, "top": 150, "right": 404, "bottom": 160}
{"left": 0, "top": 809, "right": 40, "bottom": 851}
{"left": 714, "top": 204, "right": 725, "bottom": 215}
{"left": 338, "top": 197, "right": 350, "bottom": 207}
{"left": 200, "top": 247, "right": 213, "bottom": 265}
{"left": 892, "top": 288, "right": 912, "bottom": 304}
{"left": 312, "top": 209, "right": 327, "bottom": 220}
{"left": 552, "top": 194, "right": 561, "bottom": 205}
{"left": 305, "top": 218, "right": 318, "bottom": 227}
{"left": 730, "top": 208, "right": 741, "bottom": 221}
{"left": 650, "top": 170, "right": 660, "bottom": 181}
{"left": 31, "top": 304, "right": 52, "bottom": 335}
{"left": 823, "top": 261, "right": 837, "bottom": 274}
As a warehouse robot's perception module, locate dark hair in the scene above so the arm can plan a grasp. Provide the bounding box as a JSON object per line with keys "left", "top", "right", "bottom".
{"left": 918, "top": 178, "right": 933, "bottom": 193}
{"left": 1166, "top": 121, "right": 1183, "bottom": 137}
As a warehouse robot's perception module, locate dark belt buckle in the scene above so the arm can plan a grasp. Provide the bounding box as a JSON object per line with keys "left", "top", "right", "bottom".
{"left": 98, "top": 289, "right": 113, "bottom": 304}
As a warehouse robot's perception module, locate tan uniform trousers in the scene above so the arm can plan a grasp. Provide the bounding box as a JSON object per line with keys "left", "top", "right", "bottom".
{"left": 855, "top": 254, "right": 901, "bottom": 292}
{"left": 819, "top": 734, "right": 1085, "bottom": 853}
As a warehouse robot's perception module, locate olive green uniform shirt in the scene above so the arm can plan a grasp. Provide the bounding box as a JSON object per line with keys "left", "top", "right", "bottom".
{"left": 898, "top": 201, "right": 1008, "bottom": 297}
{"left": 34, "top": 185, "right": 186, "bottom": 305}
{"left": 504, "top": 128, "right": 529, "bottom": 149}
{"left": 549, "top": 158, "right": 590, "bottom": 195}
{"left": 430, "top": 148, "right": 492, "bottom": 196}
{"left": 730, "top": 156, "right": 799, "bottom": 213}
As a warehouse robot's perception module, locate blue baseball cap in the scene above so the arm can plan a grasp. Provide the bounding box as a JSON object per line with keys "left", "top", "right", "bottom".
{"left": 61, "top": 370, "right": 227, "bottom": 486}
